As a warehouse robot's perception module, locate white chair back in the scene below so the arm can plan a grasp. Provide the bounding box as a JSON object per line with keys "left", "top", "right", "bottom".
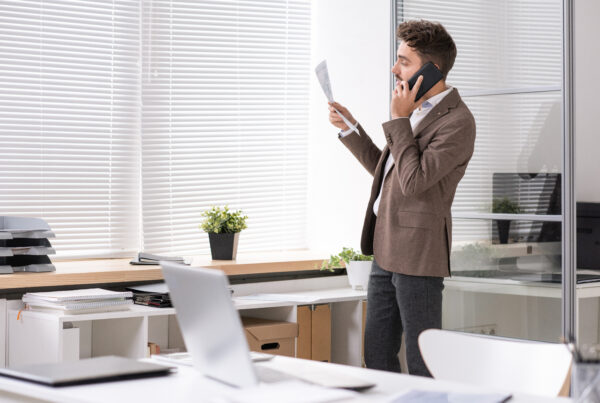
{"left": 418, "top": 329, "right": 572, "bottom": 397}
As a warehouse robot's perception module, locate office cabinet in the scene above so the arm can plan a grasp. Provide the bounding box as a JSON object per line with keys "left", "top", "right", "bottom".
{"left": 296, "top": 304, "right": 331, "bottom": 362}
{"left": 6, "top": 275, "right": 367, "bottom": 367}
{"left": 7, "top": 304, "right": 184, "bottom": 367}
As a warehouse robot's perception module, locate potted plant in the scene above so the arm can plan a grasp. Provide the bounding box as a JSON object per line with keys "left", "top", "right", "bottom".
{"left": 492, "top": 197, "right": 521, "bottom": 244}
{"left": 450, "top": 242, "right": 494, "bottom": 273}
{"left": 200, "top": 206, "right": 248, "bottom": 260}
{"left": 321, "top": 247, "right": 374, "bottom": 290}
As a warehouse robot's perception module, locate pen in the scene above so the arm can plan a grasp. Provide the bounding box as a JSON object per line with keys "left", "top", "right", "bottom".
{"left": 562, "top": 334, "right": 581, "bottom": 362}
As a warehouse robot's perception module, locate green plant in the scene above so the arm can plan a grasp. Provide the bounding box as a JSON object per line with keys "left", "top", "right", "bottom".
{"left": 320, "top": 247, "right": 373, "bottom": 271}
{"left": 200, "top": 206, "right": 248, "bottom": 234}
{"left": 450, "top": 242, "right": 493, "bottom": 270}
{"left": 492, "top": 197, "right": 521, "bottom": 214}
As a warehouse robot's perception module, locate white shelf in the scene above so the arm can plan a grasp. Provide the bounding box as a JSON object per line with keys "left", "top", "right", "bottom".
{"left": 6, "top": 282, "right": 368, "bottom": 368}
{"left": 11, "top": 304, "right": 177, "bottom": 323}
{"left": 7, "top": 303, "right": 183, "bottom": 367}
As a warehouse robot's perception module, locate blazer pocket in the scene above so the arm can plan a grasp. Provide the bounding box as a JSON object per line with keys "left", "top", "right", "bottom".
{"left": 395, "top": 211, "right": 436, "bottom": 229}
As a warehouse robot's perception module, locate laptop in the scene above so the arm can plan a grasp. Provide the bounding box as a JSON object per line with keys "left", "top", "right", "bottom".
{"left": 160, "top": 261, "right": 375, "bottom": 391}
{"left": 0, "top": 355, "right": 173, "bottom": 386}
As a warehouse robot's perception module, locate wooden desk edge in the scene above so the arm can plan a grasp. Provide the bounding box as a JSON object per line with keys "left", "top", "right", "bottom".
{"left": 0, "top": 257, "right": 328, "bottom": 290}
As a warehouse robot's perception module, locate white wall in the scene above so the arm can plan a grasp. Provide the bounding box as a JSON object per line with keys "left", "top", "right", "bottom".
{"left": 575, "top": 0, "right": 600, "bottom": 202}
{"left": 307, "top": 1, "right": 391, "bottom": 254}
{"left": 307, "top": 0, "right": 600, "bottom": 256}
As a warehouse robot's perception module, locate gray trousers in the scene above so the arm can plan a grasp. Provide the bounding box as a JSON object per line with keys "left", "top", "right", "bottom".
{"left": 364, "top": 259, "right": 444, "bottom": 377}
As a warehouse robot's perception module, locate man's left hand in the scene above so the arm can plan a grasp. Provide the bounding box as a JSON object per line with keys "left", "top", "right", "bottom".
{"left": 390, "top": 75, "right": 424, "bottom": 119}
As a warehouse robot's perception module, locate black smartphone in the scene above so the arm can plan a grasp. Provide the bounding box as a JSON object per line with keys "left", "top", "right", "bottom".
{"left": 406, "top": 62, "right": 444, "bottom": 102}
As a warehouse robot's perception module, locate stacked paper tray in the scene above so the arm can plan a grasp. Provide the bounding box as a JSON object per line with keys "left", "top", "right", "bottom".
{"left": 0, "top": 216, "right": 56, "bottom": 274}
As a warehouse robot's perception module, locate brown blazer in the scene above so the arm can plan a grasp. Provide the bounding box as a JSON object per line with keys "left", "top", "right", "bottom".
{"left": 340, "top": 88, "right": 476, "bottom": 277}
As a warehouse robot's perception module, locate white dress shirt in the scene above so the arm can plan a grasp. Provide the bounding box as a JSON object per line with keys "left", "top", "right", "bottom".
{"left": 338, "top": 86, "right": 453, "bottom": 216}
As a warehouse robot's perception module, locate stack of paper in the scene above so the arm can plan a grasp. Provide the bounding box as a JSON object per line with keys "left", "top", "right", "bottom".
{"left": 226, "top": 380, "right": 357, "bottom": 403}
{"left": 22, "top": 288, "right": 133, "bottom": 315}
{"left": 390, "top": 390, "right": 512, "bottom": 403}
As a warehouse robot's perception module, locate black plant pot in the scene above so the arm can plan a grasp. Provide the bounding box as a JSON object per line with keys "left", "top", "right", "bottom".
{"left": 496, "top": 220, "right": 511, "bottom": 244}
{"left": 208, "top": 232, "right": 240, "bottom": 260}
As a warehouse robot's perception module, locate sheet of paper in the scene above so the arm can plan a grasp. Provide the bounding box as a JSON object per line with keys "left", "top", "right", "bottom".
{"left": 389, "top": 390, "right": 512, "bottom": 403}
{"left": 236, "top": 293, "right": 322, "bottom": 303}
{"left": 315, "top": 60, "right": 358, "bottom": 133}
{"left": 227, "top": 380, "right": 356, "bottom": 403}
{"left": 315, "top": 60, "right": 334, "bottom": 102}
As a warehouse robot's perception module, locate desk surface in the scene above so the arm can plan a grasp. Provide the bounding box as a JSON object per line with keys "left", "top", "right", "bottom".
{"left": 0, "top": 356, "right": 571, "bottom": 403}
{"left": 446, "top": 272, "right": 600, "bottom": 299}
{"left": 0, "top": 251, "right": 327, "bottom": 290}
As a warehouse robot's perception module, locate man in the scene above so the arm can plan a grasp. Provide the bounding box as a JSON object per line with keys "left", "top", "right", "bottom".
{"left": 328, "top": 20, "right": 476, "bottom": 376}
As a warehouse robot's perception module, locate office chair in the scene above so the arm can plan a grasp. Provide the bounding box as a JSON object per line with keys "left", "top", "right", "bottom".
{"left": 418, "top": 329, "right": 572, "bottom": 397}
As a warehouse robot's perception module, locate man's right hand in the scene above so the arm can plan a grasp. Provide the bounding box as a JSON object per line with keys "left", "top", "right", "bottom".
{"left": 328, "top": 102, "right": 357, "bottom": 131}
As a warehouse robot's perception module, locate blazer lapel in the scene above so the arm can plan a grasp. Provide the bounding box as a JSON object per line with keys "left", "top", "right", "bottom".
{"left": 375, "top": 146, "right": 390, "bottom": 179}
{"left": 413, "top": 88, "right": 461, "bottom": 138}
{"left": 370, "top": 146, "right": 390, "bottom": 200}
{"left": 380, "top": 145, "right": 398, "bottom": 184}
{"left": 381, "top": 89, "right": 462, "bottom": 182}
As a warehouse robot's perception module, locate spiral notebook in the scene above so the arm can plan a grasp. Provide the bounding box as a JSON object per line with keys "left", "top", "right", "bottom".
{"left": 23, "top": 288, "right": 132, "bottom": 303}
{"left": 25, "top": 299, "right": 133, "bottom": 314}
{"left": 23, "top": 288, "right": 133, "bottom": 315}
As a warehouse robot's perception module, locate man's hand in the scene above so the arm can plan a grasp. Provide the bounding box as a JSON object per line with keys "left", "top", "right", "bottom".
{"left": 390, "top": 75, "right": 424, "bottom": 119}
{"left": 328, "top": 102, "right": 357, "bottom": 131}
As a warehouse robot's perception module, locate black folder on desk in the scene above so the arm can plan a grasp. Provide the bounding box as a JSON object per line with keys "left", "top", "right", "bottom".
{"left": 131, "top": 292, "right": 172, "bottom": 308}
{"left": 130, "top": 252, "right": 187, "bottom": 266}
{"left": 0, "top": 356, "right": 173, "bottom": 386}
{"left": 127, "top": 283, "right": 172, "bottom": 308}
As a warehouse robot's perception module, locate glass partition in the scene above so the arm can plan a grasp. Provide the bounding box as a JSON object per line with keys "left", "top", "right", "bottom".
{"left": 394, "top": 0, "right": 567, "bottom": 342}
{"left": 447, "top": 217, "right": 563, "bottom": 342}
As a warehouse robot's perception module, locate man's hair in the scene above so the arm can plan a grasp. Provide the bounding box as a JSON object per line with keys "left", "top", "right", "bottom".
{"left": 397, "top": 20, "right": 457, "bottom": 79}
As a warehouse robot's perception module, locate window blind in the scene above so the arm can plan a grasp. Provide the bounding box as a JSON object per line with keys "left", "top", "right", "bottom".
{"left": 396, "top": 0, "right": 563, "bottom": 242}
{"left": 141, "top": 0, "right": 311, "bottom": 255}
{"left": 0, "top": 0, "right": 141, "bottom": 258}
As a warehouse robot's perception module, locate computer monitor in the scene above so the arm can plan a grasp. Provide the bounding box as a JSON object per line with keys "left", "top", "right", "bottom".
{"left": 577, "top": 202, "right": 600, "bottom": 270}
{"left": 491, "top": 173, "right": 600, "bottom": 270}
{"left": 492, "top": 172, "right": 561, "bottom": 243}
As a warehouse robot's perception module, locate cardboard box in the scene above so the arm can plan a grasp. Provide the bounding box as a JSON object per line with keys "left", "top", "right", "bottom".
{"left": 241, "top": 317, "right": 298, "bottom": 357}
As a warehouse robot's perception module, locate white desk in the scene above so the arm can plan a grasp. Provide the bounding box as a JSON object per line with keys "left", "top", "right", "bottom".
{"left": 444, "top": 274, "right": 600, "bottom": 344}
{"left": 0, "top": 356, "right": 572, "bottom": 403}
{"left": 446, "top": 273, "right": 600, "bottom": 299}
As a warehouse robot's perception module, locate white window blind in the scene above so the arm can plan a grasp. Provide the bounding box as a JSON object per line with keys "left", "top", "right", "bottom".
{"left": 0, "top": 0, "right": 141, "bottom": 258}
{"left": 141, "top": 0, "right": 311, "bottom": 255}
{"left": 397, "top": 0, "right": 563, "bottom": 242}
